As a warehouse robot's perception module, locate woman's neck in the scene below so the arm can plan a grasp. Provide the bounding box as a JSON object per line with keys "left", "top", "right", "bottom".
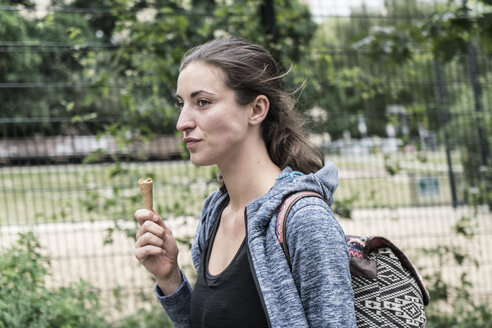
{"left": 219, "top": 149, "right": 281, "bottom": 212}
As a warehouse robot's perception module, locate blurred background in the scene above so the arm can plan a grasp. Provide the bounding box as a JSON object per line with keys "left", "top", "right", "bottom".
{"left": 1, "top": 0, "right": 491, "bottom": 326}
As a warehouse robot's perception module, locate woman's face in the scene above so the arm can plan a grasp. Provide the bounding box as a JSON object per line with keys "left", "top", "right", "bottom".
{"left": 176, "top": 62, "right": 252, "bottom": 167}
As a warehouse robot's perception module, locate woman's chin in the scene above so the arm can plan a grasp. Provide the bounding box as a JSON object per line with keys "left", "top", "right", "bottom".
{"left": 189, "top": 155, "right": 214, "bottom": 167}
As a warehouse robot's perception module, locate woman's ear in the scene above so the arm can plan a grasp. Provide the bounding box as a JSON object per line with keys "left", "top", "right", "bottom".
{"left": 249, "top": 95, "right": 269, "bottom": 126}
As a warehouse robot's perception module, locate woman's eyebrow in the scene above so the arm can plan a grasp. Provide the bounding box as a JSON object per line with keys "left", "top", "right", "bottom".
{"left": 176, "top": 90, "right": 215, "bottom": 99}
{"left": 190, "top": 90, "right": 216, "bottom": 98}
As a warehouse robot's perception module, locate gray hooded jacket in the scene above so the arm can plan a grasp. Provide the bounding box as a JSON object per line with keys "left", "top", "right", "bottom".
{"left": 154, "top": 161, "right": 357, "bottom": 328}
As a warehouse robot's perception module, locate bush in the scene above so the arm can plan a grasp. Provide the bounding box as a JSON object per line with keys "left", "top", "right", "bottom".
{"left": 116, "top": 306, "right": 174, "bottom": 328}
{"left": 0, "top": 232, "right": 174, "bottom": 328}
{"left": 423, "top": 217, "right": 492, "bottom": 327}
{"left": 0, "top": 232, "right": 112, "bottom": 328}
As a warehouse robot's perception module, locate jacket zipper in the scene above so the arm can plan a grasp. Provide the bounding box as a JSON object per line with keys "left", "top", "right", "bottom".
{"left": 244, "top": 208, "right": 272, "bottom": 328}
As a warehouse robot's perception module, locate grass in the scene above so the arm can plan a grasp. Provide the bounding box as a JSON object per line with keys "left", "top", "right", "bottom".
{"left": 0, "top": 161, "right": 218, "bottom": 225}
{"left": 0, "top": 151, "right": 463, "bottom": 225}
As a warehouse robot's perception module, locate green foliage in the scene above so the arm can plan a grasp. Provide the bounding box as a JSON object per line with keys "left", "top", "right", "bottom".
{"left": 0, "top": 1, "right": 113, "bottom": 136}
{"left": 351, "top": 0, "right": 492, "bottom": 63}
{"left": 116, "top": 305, "right": 174, "bottom": 328}
{"left": 346, "top": 0, "right": 492, "bottom": 208}
{"left": 383, "top": 154, "right": 401, "bottom": 176}
{"left": 303, "top": 1, "right": 449, "bottom": 139}
{"left": 0, "top": 232, "right": 176, "bottom": 328}
{"left": 421, "top": 216, "right": 492, "bottom": 327}
{"left": 332, "top": 195, "right": 357, "bottom": 219}
{"left": 86, "top": 0, "right": 316, "bottom": 142}
{"left": 0, "top": 232, "right": 111, "bottom": 328}
{"left": 1, "top": 0, "right": 316, "bottom": 139}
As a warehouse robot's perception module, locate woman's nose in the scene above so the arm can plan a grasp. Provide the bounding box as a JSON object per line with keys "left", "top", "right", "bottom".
{"left": 176, "top": 106, "right": 195, "bottom": 132}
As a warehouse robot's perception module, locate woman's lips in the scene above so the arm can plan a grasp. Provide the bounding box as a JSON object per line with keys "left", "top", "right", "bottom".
{"left": 183, "top": 137, "right": 201, "bottom": 149}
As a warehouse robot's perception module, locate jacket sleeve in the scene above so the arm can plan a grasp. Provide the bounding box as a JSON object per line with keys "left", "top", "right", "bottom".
{"left": 154, "top": 271, "right": 193, "bottom": 328}
{"left": 286, "top": 198, "right": 357, "bottom": 328}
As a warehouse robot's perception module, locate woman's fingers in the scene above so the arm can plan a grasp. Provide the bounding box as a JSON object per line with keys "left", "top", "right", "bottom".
{"left": 135, "top": 209, "right": 170, "bottom": 230}
{"left": 135, "top": 231, "right": 165, "bottom": 249}
{"left": 135, "top": 244, "right": 164, "bottom": 261}
{"left": 134, "top": 207, "right": 180, "bottom": 285}
{"left": 135, "top": 208, "right": 159, "bottom": 225}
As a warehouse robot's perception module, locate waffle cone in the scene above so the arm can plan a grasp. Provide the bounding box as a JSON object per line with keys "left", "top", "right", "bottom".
{"left": 138, "top": 178, "right": 153, "bottom": 210}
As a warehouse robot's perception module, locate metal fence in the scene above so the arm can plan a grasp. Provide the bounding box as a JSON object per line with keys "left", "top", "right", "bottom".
{"left": 1, "top": 0, "right": 491, "bottom": 322}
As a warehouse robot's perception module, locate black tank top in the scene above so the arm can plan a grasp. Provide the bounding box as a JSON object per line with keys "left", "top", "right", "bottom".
{"left": 190, "top": 213, "right": 269, "bottom": 328}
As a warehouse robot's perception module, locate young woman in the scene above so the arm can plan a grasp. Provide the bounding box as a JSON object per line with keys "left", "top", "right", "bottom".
{"left": 134, "top": 37, "right": 356, "bottom": 328}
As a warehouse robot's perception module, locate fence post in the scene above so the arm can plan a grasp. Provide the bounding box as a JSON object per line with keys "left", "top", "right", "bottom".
{"left": 462, "top": 0, "right": 489, "bottom": 168}
{"left": 261, "top": 0, "right": 278, "bottom": 42}
{"left": 433, "top": 60, "right": 458, "bottom": 208}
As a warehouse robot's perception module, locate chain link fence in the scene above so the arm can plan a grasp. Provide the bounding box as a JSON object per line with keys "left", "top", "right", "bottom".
{"left": 1, "top": 0, "right": 491, "bottom": 322}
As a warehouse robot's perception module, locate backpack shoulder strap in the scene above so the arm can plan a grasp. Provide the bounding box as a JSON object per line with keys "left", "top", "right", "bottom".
{"left": 276, "top": 191, "right": 324, "bottom": 268}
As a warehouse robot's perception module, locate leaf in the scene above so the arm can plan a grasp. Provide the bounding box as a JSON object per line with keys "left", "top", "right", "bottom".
{"left": 67, "top": 26, "right": 82, "bottom": 39}
{"left": 71, "top": 112, "right": 98, "bottom": 123}
{"left": 453, "top": 251, "right": 465, "bottom": 265}
{"left": 452, "top": 216, "right": 474, "bottom": 238}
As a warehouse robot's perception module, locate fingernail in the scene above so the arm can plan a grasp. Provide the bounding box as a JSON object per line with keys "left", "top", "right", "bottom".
{"left": 153, "top": 215, "right": 159, "bottom": 221}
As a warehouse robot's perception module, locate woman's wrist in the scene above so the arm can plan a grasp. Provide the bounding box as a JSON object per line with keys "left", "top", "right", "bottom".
{"left": 155, "top": 267, "right": 183, "bottom": 296}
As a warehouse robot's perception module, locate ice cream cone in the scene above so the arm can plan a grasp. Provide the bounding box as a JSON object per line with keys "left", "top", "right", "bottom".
{"left": 138, "top": 178, "right": 153, "bottom": 210}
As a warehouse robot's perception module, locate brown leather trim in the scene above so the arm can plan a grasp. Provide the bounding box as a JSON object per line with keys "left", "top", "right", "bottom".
{"left": 350, "top": 257, "right": 377, "bottom": 279}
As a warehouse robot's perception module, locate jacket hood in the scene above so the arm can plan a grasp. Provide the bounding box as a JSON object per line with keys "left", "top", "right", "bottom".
{"left": 274, "top": 160, "right": 338, "bottom": 206}
{"left": 243, "top": 160, "right": 338, "bottom": 232}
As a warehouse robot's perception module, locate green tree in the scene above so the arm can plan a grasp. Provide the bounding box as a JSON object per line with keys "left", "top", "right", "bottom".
{"left": 298, "top": 0, "right": 443, "bottom": 139}
{"left": 322, "top": 0, "right": 492, "bottom": 207}
{"left": 0, "top": 0, "right": 108, "bottom": 136}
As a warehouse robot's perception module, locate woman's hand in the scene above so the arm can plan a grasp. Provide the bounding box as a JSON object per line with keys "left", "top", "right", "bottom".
{"left": 135, "top": 209, "right": 182, "bottom": 295}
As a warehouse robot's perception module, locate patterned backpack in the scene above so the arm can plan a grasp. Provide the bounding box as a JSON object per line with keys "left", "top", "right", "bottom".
{"left": 276, "top": 191, "right": 430, "bottom": 328}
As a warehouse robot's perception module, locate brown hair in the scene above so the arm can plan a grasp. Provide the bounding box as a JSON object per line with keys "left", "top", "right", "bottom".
{"left": 180, "top": 37, "right": 324, "bottom": 181}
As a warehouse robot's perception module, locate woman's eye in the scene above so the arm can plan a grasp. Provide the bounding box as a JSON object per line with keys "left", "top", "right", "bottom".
{"left": 176, "top": 101, "right": 184, "bottom": 110}
{"left": 197, "top": 99, "right": 210, "bottom": 107}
